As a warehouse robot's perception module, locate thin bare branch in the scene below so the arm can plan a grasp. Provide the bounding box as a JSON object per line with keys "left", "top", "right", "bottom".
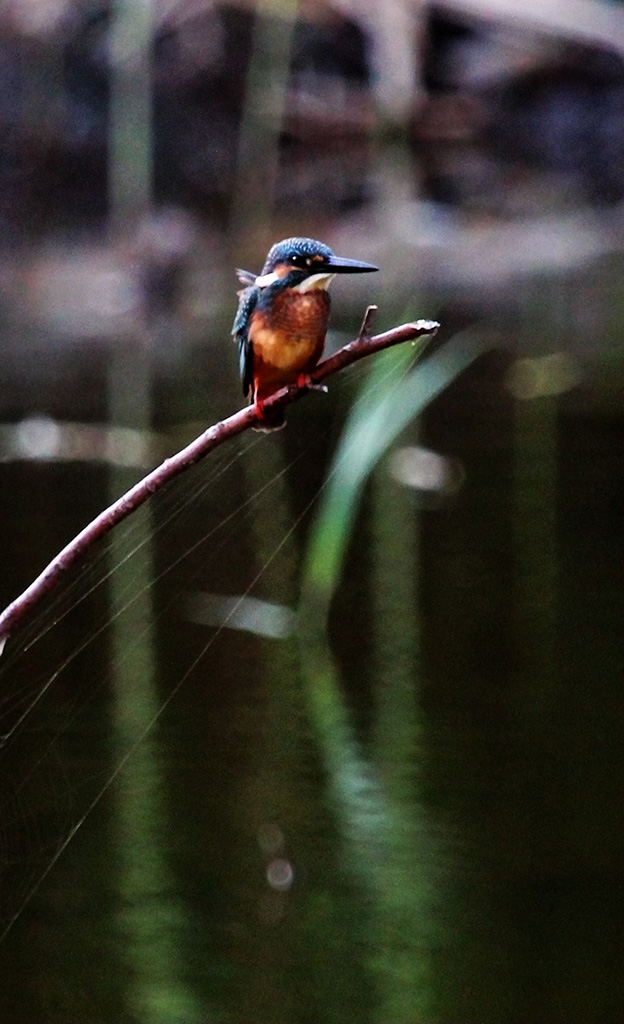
{"left": 0, "top": 316, "right": 439, "bottom": 647}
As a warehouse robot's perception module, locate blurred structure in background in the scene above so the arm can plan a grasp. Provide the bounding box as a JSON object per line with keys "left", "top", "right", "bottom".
{"left": 0, "top": 0, "right": 621, "bottom": 228}
{"left": 417, "top": 4, "right": 624, "bottom": 204}
{"left": 0, "top": 0, "right": 377, "bottom": 231}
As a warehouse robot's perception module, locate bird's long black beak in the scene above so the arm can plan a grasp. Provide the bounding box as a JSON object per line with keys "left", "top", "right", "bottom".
{"left": 325, "top": 255, "right": 378, "bottom": 274}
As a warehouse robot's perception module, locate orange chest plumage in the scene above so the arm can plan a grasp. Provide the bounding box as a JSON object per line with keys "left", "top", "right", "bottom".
{"left": 249, "top": 288, "right": 330, "bottom": 399}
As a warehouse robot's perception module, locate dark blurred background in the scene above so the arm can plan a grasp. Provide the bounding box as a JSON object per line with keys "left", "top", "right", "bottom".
{"left": 0, "top": 1, "right": 622, "bottom": 1022}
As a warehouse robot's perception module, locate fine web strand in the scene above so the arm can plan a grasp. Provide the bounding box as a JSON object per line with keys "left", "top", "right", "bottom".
{"left": 0, "top": 350, "right": 410, "bottom": 941}
{"left": 0, "top": 434, "right": 313, "bottom": 759}
{"left": 2, "top": 348, "right": 379, "bottom": 669}
{"left": 1, "top": 439, "right": 245, "bottom": 666}
{"left": 0, "top": 437, "right": 271, "bottom": 758}
{"left": 0, "top": 476, "right": 332, "bottom": 945}
{"left": 1, "top": 435, "right": 267, "bottom": 671}
{"left": 0, "top": 410, "right": 351, "bottom": 893}
{"left": 0, "top": 435, "right": 332, "bottom": 943}
{"left": 0, "top": 351, "right": 406, "bottom": 769}
{"left": 2, "top": 353, "right": 406, "bottom": 762}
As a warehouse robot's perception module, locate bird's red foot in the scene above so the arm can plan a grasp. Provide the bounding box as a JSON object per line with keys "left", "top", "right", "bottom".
{"left": 253, "top": 396, "right": 285, "bottom": 432}
{"left": 295, "top": 373, "right": 328, "bottom": 394}
{"left": 255, "top": 396, "right": 268, "bottom": 418}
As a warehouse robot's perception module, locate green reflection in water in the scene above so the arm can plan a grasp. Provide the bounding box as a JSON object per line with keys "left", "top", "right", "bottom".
{"left": 296, "top": 335, "right": 484, "bottom": 1021}
{"left": 236, "top": 432, "right": 340, "bottom": 1023}
{"left": 299, "top": 628, "right": 430, "bottom": 1024}
{"left": 108, "top": 380, "right": 204, "bottom": 1021}
{"left": 370, "top": 444, "right": 434, "bottom": 1022}
{"left": 512, "top": 283, "right": 560, "bottom": 707}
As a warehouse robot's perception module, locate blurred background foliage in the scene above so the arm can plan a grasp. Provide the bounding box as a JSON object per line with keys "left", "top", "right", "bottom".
{"left": 0, "top": 1, "right": 623, "bottom": 1022}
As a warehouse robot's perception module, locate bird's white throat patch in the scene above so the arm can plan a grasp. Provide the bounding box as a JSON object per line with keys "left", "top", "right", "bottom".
{"left": 254, "top": 271, "right": 335, "bottom": 291}
{"left": 292, "top": 273, "right": 335, "bottom": 292}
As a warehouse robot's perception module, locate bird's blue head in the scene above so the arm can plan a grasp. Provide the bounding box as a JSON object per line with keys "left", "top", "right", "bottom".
{"left": 254, "top": 237, "right": 378, "bottom": 291}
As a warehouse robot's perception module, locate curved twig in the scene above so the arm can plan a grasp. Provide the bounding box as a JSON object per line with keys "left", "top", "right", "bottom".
{"left": 0, "top": 312, "right": 439, "bottom": 647}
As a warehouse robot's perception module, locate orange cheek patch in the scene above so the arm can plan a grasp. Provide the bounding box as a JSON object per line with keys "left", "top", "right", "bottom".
{"left": 273, "top": 263, "right": 294, "bottom": 278}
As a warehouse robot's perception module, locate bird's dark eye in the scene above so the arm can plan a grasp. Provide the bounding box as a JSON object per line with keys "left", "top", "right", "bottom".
{"left": 287, "top": 252, "right": 325, "bottom": 269}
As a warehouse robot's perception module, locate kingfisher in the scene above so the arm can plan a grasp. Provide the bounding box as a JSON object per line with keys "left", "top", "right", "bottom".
{"left": 232, "top": 236, "right": 378, "bottom": 430}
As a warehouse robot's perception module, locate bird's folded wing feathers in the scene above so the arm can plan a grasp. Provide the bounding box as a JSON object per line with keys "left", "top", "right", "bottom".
{"left": 232, "top": 284, "right": 258, "bottom": 398}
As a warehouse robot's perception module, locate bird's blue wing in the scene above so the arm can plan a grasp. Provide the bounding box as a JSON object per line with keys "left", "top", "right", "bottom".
{"left": 232, "top": 284, "right": 258, "bottom": 399}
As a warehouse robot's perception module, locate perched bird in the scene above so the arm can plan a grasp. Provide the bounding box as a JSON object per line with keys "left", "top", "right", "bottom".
{"left": 232, "top": 236, "right": 378, "bottom": 430}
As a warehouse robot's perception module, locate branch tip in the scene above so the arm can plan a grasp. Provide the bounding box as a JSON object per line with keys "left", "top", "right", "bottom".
{"left": 412, "top": 319, "right": 440, "bottom": 333}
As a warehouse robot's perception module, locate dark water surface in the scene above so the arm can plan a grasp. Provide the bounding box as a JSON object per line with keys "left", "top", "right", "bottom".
{"left": 1, "top": 334, "right": 622, "bottom": 1023}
